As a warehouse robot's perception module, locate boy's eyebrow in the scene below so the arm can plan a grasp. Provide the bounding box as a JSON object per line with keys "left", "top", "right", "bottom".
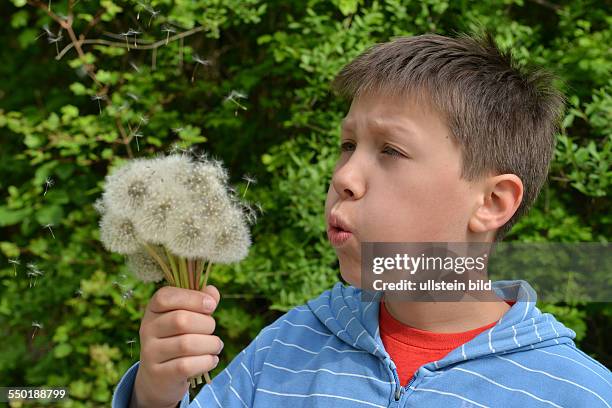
{"left": 341, "top": 118, "right": 419, "bottom": 143}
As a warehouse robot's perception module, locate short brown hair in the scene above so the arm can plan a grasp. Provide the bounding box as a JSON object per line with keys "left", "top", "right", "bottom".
{"left": 331, "top": 30, "right": 566, "bottom": 241}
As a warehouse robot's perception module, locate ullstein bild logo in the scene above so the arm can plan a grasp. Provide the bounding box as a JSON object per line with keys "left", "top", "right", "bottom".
{"left": 360, "top": 242, "right": 612, "bottom": 303}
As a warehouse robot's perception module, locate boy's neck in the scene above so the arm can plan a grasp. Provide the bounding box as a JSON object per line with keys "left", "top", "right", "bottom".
{"left": 382, "top": 296, "right": 510, "bottom": 333}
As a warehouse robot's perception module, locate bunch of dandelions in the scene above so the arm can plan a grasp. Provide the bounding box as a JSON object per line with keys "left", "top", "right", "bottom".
{"left": 96, "top": 153, "right": 253, "bottom": 388}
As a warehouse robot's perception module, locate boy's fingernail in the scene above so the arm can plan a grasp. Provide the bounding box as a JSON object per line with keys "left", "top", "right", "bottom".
{"left": 218, "top": 340, "right": 224, "bottom": 353}
{"left": 213, "top": 356, "right": 219, "bottom": 365}
{"left": 203, "top": 297, "right": 215, "bottom": 311}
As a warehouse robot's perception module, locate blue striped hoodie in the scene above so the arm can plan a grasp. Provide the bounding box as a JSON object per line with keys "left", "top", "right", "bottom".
{"left": 112, "top": 280, "right": 612, "bottom": 407}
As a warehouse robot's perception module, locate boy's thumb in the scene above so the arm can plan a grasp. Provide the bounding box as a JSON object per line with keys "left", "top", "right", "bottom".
{"left": 201, "top": 284, "right": 221, "bottom": 305}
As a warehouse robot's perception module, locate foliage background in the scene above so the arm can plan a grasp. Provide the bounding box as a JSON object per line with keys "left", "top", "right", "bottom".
{"left": 0, "top": 0, "right": 610, "bottom": 406}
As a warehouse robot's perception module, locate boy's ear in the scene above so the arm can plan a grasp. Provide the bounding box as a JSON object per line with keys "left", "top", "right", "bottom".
{"left": 468, "top": 174, "right": 523, "bottom": 234}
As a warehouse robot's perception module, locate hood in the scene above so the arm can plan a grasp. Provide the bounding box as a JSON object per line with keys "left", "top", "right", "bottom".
{"left": 306, "top": 279, "right": 577, "bottom": 370}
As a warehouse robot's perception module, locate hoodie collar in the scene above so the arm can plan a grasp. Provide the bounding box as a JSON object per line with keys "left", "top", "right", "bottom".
{"left": 307, "top": 279, "right": 576, "bottom": 369}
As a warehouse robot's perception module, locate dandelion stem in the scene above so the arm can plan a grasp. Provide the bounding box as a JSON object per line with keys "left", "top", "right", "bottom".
{"left": 188, "top": 259, "right": 194, "bottom": 290}
{"left": 195, "top": 258, "right": 203, "bottom": 290}
{"left": 140, "top": 241, "right": 174, "bottom": 285}
{"left": 178, "top": 256, "right": 187, "bottom": 288}
{"left": 202, "top": 260, "right": 213, "bottom": 287}
{"left": 164, "top": 247, "right": 180, "bottom": 287}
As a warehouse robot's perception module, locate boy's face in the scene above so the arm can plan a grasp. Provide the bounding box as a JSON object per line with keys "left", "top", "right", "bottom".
{"left": 325, "top": 90, "right": 483, "bottom": 287}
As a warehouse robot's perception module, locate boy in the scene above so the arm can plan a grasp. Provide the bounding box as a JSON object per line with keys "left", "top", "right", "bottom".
{"left": 112, "top": 32, "right": 612, "bottom": 407}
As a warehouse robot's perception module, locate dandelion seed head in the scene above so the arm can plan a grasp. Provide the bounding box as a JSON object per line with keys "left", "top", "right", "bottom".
{"left": 45, "top": 177, "right": 55, "bottom": 187}
{"left": 133, "top": 185, "right": 181, "bottom": 244}
{"left": 127, "top": 93, "right": 139, "bottom": 101}
{"left": 8, "top": 258, "right": 20, "bottom": 265}
{"left": 179, "top": 162, "right": 224, "bottom": 196}
{"left": 207, "top": 205, "right": 251, "bottom": 264}
{"left": 32, "top": 321, "right": 43, "bottom": 328}
{"left": 166, "top": 206, "right": 213, "bottom": 258}
{"left": 149, "top": 153, "right": 194, "bottom": 185}
{"left": 99, "top": 212, "right": 140, "bottom": 254}
{"left": 103, "top": 159, "right": 155, "bottom": 217}
{"left": 125, "top": 249, "right": 165, "bottom": 283}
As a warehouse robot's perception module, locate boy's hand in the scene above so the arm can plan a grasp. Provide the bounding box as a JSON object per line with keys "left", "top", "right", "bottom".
{"left": 130, "top": 285, "right": 223, "bottom": 408}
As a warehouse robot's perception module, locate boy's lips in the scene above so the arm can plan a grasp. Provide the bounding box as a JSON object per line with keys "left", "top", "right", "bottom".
{"left": 327, "top": 213, "right": 354, "bottom": 246}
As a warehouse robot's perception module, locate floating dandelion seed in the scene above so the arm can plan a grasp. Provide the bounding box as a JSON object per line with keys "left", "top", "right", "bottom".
{"left": 43, "top": 223, "right": 56, "bottom": 239}
{"left": 224, "top": 90, "right": 248, "bottom": 115}
{"left": 133, "top": 132, "right": 144, "bottom": 151}
{"left": 47, "top": 30, "right": 63, "bottom": 56}
{"left": 27, "top": 268, "right": 44, "bottom": 288}
{"left": 112, "top": 280, "right": 128, "bottom": 290}
{"left": 139, "top": 115, "right": 149, "bottom": 125}
{"left": 129, "top": 61, "right": 140, "bottom": 72}
{"left": 147, "top": 8, "right": 160, "bottom": 27}
{"left": 8, "top": 258, "right": 20, "bottom": 276}
{"left": 75, "top": 288, "right": 84, "bottom": 297}
{"left": 127, "top": 29, "right": 141, "bottom": 48}
{"left": 121, "top": 289, "right": 134, "bottom": 306}
{"left": 127, "top": 93, "right": 139, "bottom": 101}
{"left": 240, "top": 202, "right": 259, "bottom": 225}
{"left": 191, "top": 54, "right": 211, "bottom": 83}
{"left": 120, "top": 30, "right": 131, "bottom": 50}
{"left": 31, "top": 321, "right": 43, "bottom": 339}
{"left": 136, "top": 1, "right": 148, "bottom": 20}
{"left": 161, "top": 25, "right": 176, "bottom": 45}
{"left": 117, "top": 102, "right": 129, "bottom": 112}
{"left": 91, "top": 94, "right": 106, "bottom": 115}
{"left": 254, "top": 202, "right": 264, "bottom": 216}
{"left": 171, "top": 127, "right": 184, "bottom": 134}
{"left": 126, "top": 339, "right": 136, "bottom": 358}
{"left": 241, "top": 174, "right": 257, "bottom": 197}
{"left": 43, "top": 177, "right": 54, "bottom": 196}
{"left": 40, "top": 24, "right": 54, "bottom": 39}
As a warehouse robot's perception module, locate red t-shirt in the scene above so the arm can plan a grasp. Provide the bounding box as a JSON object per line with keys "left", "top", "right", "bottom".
{"left": 379, "top": 301, "right": 498, "bottom": 386}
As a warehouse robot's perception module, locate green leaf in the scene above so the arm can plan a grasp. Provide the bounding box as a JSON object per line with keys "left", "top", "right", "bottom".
{"left": 35, "top": 205, "right": 64, "bottom": 226}
{"left": 69, "top": 82, "right": 88, "bottom": 96}
{"left": 11, "top": 10, "right": 29, "bottom": 28}
{"left": 53, "top": 343, "right": 73, "bottom": 358}
{"left": 0, "top": 241, "right": 20, "bottom": 258}
{"left": 0, "top": 206, "right": 30, "bottom": 226}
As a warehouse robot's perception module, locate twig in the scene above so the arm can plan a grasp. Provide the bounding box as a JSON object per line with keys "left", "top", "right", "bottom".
{"left": 55, "top": 26, "right": 207, "bottom": 61}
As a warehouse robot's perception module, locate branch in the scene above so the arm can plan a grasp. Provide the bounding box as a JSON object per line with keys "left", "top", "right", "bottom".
{"left": 56, "top": 26, "right": 207, "bottom": 61}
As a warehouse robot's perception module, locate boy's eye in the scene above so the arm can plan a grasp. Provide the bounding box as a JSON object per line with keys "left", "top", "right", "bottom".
{"left": 340, "top": 142, "right": 404, "bottom": 158}
{"left": 382, "top": 146, "right": 403, "bottom": 158}
{"left": 340, "top": 141, "right": 355, "bottom": 152}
